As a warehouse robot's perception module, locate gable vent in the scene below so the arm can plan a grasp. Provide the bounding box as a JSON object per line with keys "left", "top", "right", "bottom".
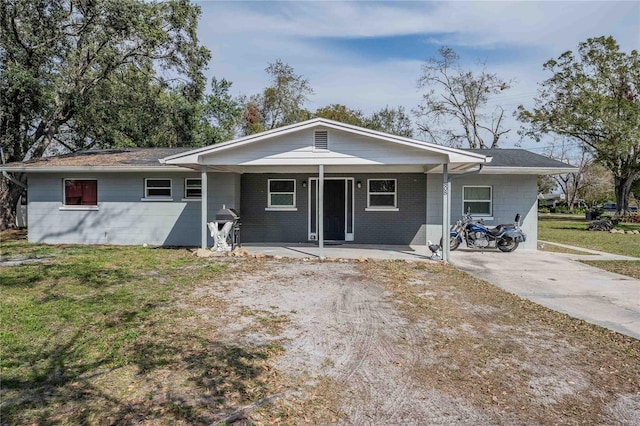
{"left": 314, "top": 130, "right": 328, "bottom": 150}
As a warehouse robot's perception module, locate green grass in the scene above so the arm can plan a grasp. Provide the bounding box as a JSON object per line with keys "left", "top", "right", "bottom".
{"left": 0, "top": 231, "right": 284, "bottom": 425}
{"left": 538, "top": 214, "right": 640, "bottom": 280}
{"left": 538, "top": 214, "right": 640, "bottom": 257}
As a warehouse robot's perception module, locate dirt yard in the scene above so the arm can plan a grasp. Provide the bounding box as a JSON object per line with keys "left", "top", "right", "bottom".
{"left": 2, "top": 238, "right": 639, "bottom": 425}
{"left": 201, "top": 258, "right": 640, "bottom": 425}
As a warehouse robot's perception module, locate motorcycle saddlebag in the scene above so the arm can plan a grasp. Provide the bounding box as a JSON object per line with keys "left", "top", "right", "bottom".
{"left": 504, "top": 229, "right": 526, "bottom": 242}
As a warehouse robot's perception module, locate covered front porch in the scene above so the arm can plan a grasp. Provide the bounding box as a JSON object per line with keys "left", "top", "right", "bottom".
{"left": 161, "top": 118, "right": 491, "bottom": 261}
{"left": 195, "top": 164, "right": 483, "bottom": 261}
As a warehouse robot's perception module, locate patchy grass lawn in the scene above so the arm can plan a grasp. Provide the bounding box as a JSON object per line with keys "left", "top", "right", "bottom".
{"left": 2, "top": 231, "right": 639, "bottom": 425}
{"left": 363, "top": 261, "right": 640, "bottom": 425}
{"left": 1, "top": 231, "right": 282, "bottom": 425}
{"left": 538, "top": 214, "right": 640, "bottom": 279}
{"left": 538, "top": 214, "right": 640, "bottom": 257}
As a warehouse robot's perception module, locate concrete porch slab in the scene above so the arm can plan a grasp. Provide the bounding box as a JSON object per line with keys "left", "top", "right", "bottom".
{"left": 241, "top": 243, "right": 436, "bottom": 261}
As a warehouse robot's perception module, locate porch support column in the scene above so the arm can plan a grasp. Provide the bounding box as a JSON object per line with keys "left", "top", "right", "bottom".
{"left": 442, "top": 164, "right": 451, "bottom": 262}
{"left": 318, "top": 164, "right": 325, "bottom": 258}
{"left": 425, "top": 172, "right": 429, "bottom": 251}
{"left": 201, "top": 165, "right": 208, "bottom": 249}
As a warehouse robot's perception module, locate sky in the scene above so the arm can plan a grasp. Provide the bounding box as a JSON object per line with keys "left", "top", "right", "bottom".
{"left": 194, "top": 0, "right": 640, "bottom": 150}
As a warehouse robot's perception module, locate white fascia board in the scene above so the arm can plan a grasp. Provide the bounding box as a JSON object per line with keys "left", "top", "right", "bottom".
{"left": 0, "top": 166, "right": 193, "bottom": 173}
{"left": 162, "top": 118, "right": 490, "bottom": 165}
{"left": 479, "top": 166, "right": 579, "bottom": 175}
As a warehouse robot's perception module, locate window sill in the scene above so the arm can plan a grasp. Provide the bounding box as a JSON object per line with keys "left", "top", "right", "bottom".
{"left": 141, "top": 197, "right": 174, "bottom": 202}
{"left": 265, "top": 207, "right": 297, "bottom": 212}
{"left": 472, "top": 216, "right": 493, "bottom": 221}
{"left": 59, "top": 205, "right": 99, "bottom": 211}
{"left": 181, "top": 198, "right": 201, "bottom": 202}
{"left": 365, "top": 207, "right": 399, "bottom": 212}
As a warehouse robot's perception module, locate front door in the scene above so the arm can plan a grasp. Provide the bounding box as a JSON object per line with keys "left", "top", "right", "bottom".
{"left": 308, "top": 178, "right": 354, "bottom": 241}
{"left": 324, "top": 180, "right": 345, "bottom": 240}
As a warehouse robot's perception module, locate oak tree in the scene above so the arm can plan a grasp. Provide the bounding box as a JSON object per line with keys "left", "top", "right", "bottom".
{"left": 366, "top": 106, "right": 413, "bottom": 138}
{"left": 518, "top": 36, "right": 640, "bottom": 214}
{"left": 0, "top": 0, "right": 210, "bottom": 229}
{"left": 314, "top": 104, "right": 366, "bottom": 127}
{"left": 201, "top": 77, "right": 243, "bottom": 143}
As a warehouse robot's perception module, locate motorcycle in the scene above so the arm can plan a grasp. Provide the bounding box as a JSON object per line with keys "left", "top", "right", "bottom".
{"left": 444, "top": 212, "right": 526, "bottom": 252}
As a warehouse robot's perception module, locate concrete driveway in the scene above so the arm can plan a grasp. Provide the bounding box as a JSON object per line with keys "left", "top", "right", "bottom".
{"left": 450, "top": 245, "right": 640, "bottom": 340}
{"left": 241, "top": 242, "right": 640, "bottom": 339}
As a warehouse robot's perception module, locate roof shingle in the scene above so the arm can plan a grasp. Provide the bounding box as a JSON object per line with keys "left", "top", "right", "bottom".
{"left": 1, "top": 147, "right": 575, "bottom": 171}
{"left": 3, "top": 148, "right": 192, "bottom": 168}
{"left": 464, "top": 149, "right": 575, "bottom": 169}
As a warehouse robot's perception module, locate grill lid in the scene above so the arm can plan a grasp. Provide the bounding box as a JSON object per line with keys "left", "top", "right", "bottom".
{"left": 215, "top": 204, "right": 239, "bottom": 221}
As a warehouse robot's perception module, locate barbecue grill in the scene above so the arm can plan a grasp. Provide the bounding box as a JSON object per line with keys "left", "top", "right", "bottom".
{"left": 214, "top": 205, "right": 241, "bottom": 250}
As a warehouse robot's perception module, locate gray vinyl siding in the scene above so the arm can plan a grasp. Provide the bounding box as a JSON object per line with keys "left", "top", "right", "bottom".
{"left": 425, "top": 174, "right": 538, "bottom": 250}
{"left": 240, "top": 173, "right": 427, "bottom": 245}
{"left": 27, "top": 172, "right": 240, "bottom": 246}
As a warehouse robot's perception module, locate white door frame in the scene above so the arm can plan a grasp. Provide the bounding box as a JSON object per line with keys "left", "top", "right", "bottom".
{"left": 308, "top": 177, "right": 354, "bottom": 241}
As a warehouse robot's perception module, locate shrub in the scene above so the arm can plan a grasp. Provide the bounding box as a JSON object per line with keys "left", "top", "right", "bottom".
{"left": 620, "top": 213, "right": 640, "bottom": 223}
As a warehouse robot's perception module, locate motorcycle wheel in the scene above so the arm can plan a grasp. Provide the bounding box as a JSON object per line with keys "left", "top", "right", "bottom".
{"left": 498, "top": 239, "right": 519, "bottom": 252}
{"left": 439, "top": 236, "right": 461, "bottom": 251}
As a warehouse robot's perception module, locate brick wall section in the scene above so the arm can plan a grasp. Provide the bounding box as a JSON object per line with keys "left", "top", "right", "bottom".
{"left": 240, "top": 173, "right": 309, "bottom": 243}
{"left": 353, "top": 173, "right": 426, "bottom": 245}
{"left": 240, "top": 173, "right": 427, "bottom": 245}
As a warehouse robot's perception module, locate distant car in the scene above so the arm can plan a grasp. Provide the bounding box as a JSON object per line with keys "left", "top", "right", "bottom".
{"left": 600, "top": 202, "right": 638, "bottom": 212}
{"left": 601, "top": 202, "right": 617, "bottom": 212}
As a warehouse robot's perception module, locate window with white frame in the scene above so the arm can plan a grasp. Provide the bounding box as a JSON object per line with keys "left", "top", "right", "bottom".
{"left": 184, "top": 178, "right": 202, "bottom": 199}
{"left": 145, "top": 178, "right": 172, "bottom": 198}
{"left": 367, "top": 179, "right": 397, "bottom": 208}
{"left": 64, "top": 179, "right": 98, "bottom": 206}
{"left": 268, "top": 179, "right": 295, "bottom": 208}
{"left": 463, "top": 186, "right": 492, "bottom": 216}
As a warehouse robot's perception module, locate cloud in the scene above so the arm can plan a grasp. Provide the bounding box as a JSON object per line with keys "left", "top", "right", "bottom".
{"left": 195, "top": 1, "right": 639, "bottom": 148}
{"left": 199, "top": 1, "right": 639, "bottom": 49}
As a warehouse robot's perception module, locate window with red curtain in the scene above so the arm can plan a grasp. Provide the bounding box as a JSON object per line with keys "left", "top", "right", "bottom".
{"left": 64, "top": 180, "right": 98, "bottom": 206}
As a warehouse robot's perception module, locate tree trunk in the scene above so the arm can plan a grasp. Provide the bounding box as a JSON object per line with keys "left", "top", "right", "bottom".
{"left": 0, "top": 175, "right": 25, "bottom": 231}
{"left": 614, "top": 175, "right": 634, "bottom": 214}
